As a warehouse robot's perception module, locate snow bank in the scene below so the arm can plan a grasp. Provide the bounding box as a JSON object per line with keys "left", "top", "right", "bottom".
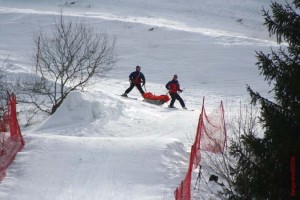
{"left": 35, "top": 91, "right": 121, "bottom": 133}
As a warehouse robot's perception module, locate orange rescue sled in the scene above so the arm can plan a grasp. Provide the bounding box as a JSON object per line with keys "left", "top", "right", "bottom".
{"left": 143, "top": 92, "right": 170, "bottom": 105}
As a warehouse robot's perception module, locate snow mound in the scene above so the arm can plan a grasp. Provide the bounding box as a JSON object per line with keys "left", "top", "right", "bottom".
{"left": 35, "top": 91, "right": 121, "bottom": 133}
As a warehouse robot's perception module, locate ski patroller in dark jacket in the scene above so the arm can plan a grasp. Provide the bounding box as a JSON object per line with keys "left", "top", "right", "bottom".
{"left": 165, "top": 80, "right": 183, "bottom": 94}
{"left": 129, "top": 71, "right": 145, "bottom": 84}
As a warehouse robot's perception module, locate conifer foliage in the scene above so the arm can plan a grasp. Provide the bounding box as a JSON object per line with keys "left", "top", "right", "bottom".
{"left": 229, "top": 1, "right": 300, "bottom": 199}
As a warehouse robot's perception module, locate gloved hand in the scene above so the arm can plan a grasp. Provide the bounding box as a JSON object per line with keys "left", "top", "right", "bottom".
{"left": 142, "top": 83, "right": 145, "bottom": 86}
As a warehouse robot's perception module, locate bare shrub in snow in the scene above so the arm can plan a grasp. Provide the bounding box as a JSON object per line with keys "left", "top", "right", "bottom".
{"left": 23, "top": 13, "right": 117, "bottom": 114}
{"left": 0, "top": 57, "right": 9, "bottom": 112}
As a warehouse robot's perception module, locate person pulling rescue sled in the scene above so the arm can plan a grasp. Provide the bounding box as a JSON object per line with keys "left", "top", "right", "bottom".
{"left": 122, "top": 65, "right": 145, "bottom": 97}
{"left": 166, "top": 74, "right": 187, "bottom": 109}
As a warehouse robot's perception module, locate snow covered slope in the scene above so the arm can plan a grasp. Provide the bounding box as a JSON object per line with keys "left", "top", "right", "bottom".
{"left": 0, "top": 0, "right": 286, "bottom": 199}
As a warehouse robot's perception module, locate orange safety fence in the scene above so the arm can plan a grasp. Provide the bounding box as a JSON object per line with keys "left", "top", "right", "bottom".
{"left": 0, "top": 93, "right": 25, "bottom": 182}
{"left": 174, "top": 97, "right": 226, "bottom": 200}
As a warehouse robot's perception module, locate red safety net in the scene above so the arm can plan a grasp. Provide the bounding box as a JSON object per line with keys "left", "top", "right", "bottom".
{"left": 0, "top": 94, "right": 25, "bottom": 182}
{"left": 174, "top": 97, "right": 226, "bottom": 200}
{"left": 193, "top": 98, "right": 226, "bottom": 168}
{"left": 174, "top": 145, "right": 195, "bottom": 200}
{"left": 200, "top": 101, "right": 226, "bottom": 153}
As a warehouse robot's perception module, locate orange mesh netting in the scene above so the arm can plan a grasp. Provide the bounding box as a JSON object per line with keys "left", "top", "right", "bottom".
{"left": 174, "top": 97, "right": 226, "bottom": 200}
{"left": 174, "top": 145, "right": 195, "bottom": 200}
{"left": 193, "top": 98, "right": 226, "bottom": 168}
{"left": 199, "top": 101, "right": 226, "bottom": 153}
{"left": 0, "top": 94, "right": 25, "bottom": 182}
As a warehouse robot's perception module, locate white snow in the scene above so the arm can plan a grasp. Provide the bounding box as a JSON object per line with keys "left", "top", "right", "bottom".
{"left": 0, "top": 0, "right": 287, "bottom": 199}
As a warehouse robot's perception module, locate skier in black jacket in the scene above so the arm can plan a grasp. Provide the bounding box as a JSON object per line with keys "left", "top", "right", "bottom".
{"left": 122, "top": 65, "right": 145, "bottom": 97}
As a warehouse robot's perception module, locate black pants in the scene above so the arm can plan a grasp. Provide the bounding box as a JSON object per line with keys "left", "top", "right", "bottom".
{"left": 170, "top": 93, "right": 185, "bottom": 107}
{"left": 125, "top": 83, "right": 144, "bottom": 95}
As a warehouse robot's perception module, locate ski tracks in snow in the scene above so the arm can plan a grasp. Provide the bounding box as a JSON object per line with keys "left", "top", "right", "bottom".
{"left": 0, "top": 6, "right": 277, "bottom": 46}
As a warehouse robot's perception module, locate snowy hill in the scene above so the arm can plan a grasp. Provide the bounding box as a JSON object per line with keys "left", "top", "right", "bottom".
{"left": 0, "top": 0, "right": 285, "bottom": 199}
